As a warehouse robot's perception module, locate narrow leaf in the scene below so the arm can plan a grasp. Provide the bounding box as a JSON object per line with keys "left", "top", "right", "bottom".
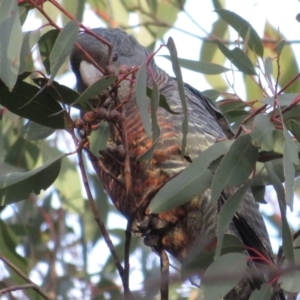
{"left": 149, "top": 140, "right": 234, "bottom": 213}
{"left": 279, "top": 270, "right": 300, "bottom": 293}
{"left": 250, "top": 114, "right": 275, "bottom": 151}
{"left": 19, "top": 30, "right": 40, "bottom": 74}
{"left": 202, "top": 89, "right": 221, "bottom": 102}
{"left": 211, "top": 135, "right": 258, "bottom": 203}
{"left": 150, "top": 81, "right": 160, "bottom": 142}
{"left": 202, "top": 253, "right": 248, "bottom": 300}
{"left": 215, "top": 180, "right": 252, "bottom": 258}
{"left": 147, "top": 87, "right": 179, "bottom": 115}
{"left": 33, "top": 78, "right": 80, "bottom": 107}
{"left": 217, "top": 42, "right": 257, "bottom": 75}
{"left": 136, "top": 62, "right": 151, "bottom": 137}
{"left": 275, "top": 40, "right": 286, "bottom": 55}
{"left": 166, "top": 37, "right": 188, "bottom": 156}
{"left": 260, "top": 94, "right": 299, "bottom": 106}
{"left": 249, "top": 283, "right": 273, "bottom": 300}
{"left": 216, "top": 9, "right": 263, "bottom": 57}
{"left": 0, "top": 81, "right": 66, "bottom": 129}
{"left": 265, "top": 162, "right": 295, "bottom": 264}
{"left": 0, "top": 155, "right": 64, "bottom": 205}
{"left": 283, "top": 127, "right": 299, "bottom": 209}
{"left": 162, "top": 56, "right": 230, "bottom": 74}
{"left": 20, "top": 121, "right": 55, "bottom": 141}
{"left": 286, "top": 119, "right": 300, "bottom": 143}
{"left": 0, "top": 0, "right": 23, "bottom": 90}
{"left": 89, "top": 122, "right": 110, "bottom": 158}
{"left": 49, "top": 20, "right": 79, "bottom": 83}
{"left": 73, "top": 75, "right": 117, "bottom": 108}
{"left": 38, "top": 29, "right": 60, "bottom": 75}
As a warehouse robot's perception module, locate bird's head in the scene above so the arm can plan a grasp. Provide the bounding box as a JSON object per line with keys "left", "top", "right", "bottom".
{"left": 70, "top": 28, "right": 152, "bottom": 93}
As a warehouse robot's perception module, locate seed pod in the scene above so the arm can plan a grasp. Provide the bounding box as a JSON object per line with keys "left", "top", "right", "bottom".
{"left": 99, "top": 89, "right": 110, "bottom": 101}
{"left": 105, "top": 65, "right": 116, "bottom": 75}
{"left": 106, "top": 110, "right": 120, "bottom": 123}
{"left": 74, "top": 118, "right": 85, "bottom": 129}
{"left": 82, "top": 111, "right": 96, "bottom": 123}
{"left": 95, "top": 107, "right": 107, "bottom": 120}
{"left": 119, "top": 65, "right": 130, "bottom": 74}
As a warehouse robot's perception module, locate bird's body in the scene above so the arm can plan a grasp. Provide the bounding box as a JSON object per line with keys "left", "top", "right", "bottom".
{"left": 70, "top": 28, "right": 283, "bottom": 299}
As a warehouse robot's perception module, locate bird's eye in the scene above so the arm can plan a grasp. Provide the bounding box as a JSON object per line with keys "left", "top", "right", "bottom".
{"left": 112, "top": 53, "right": 118, "bottom": 62}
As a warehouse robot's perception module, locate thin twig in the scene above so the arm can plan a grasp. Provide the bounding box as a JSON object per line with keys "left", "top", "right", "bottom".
{"left": 124, "top": 219, "right": 133, "bottom": 299}
{"left": 74, "top": 139, "right": 128, "bottom": 290}
{"left": 159, "top": 249, "right": 169, "bottom": 300}
{"left": 0, "top": 255, "right": 51, "bottom": 300}
{"left": 0, "top": 284, "right": 41, "bottom": 296}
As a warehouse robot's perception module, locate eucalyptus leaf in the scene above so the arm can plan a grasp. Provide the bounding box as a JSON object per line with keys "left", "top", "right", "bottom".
{"left": 202, "top": 253, "right": 248, "bottom": 300}
{"left": 0, "top": 155, "right": 64, "bottom": 205}
{"left": 0, "top": 0, "right": 23, "bottom": 90}
{"left": 136, "top": 62, "right": 151, "bottom": 137}
{"left": 216, "top": 9, "right": 263, "bottom": 57}
{"left": 211, "top": 135, "right": 258, "bottom": 203}
{"left": 166, "top": 37, "right": 188, "bottom": 156}
{"left": 49, "top": 20, "right": 79, "bottom": 83}
{"left": 217, "top": 42, "right": 257, "bottom": 75}
{"left": 149, "top": 140, "right": 234, "bottom": 213}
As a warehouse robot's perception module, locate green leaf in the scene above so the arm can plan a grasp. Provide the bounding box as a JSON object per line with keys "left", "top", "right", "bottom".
{"left": 149, "top": 81, "right": 160, "bottom": 142}
{"left": 161, "top": 56, "right": 230, "bottom": 74}
{"left": 0, "top": 155, "right": 64, "bottom": 205}
{"left": 149, "top": 140, "right": 234, "bottom": 213}
{"left": 249, "top": 283, "right": 273, "bottom": 300}
{"left": 38, "top": 29, "right": 60, "bottom": 75}
{"left": 218, "top": 100, "right": 247, "bottom": 114}
{"left": 251, "top": 185, "right": 266, "bottom": 203}
{"left": 89, "top": 122, "right": 110, "bottom": 158}
{"left": 215, "top": 9, "right": 263, "bottom": 57}
{"left": 202, "top": 89, "right": 221, "bottom": 102}
{"left": 18, "top": 5, "right": 29, "bottom": 26}
{"left": 211, "top": 135, "right": 258, "bottom": 203}
{"left": 260, "top": 94, "right": 299, "bottom": 106}
{"left": 265, "top": 162, "right": 294, "bottom": 264}
{"left": 54, "top": 156, "right": 83, "bottom": 214}
{"left": 20, "top": 121, "right": 55, "bottom": 141}
{"left": 286, "top": 119, "right": 300, "bottom": 143}
{"left": 283, "top": 127, "right": 299, "bottom": 209}
{"left": 0, "top": 219, "right": 28, "bottom": 273}
{"left": 49, "top": 20, "right": 79, "bottom": 83}
{"left": 217, "top": 42, "right": 257, "bottom": 75}
{"left": 202, "top": 253, "right": 248, "bottom": 300}
{"left": 147, "top": 87, "right": 179, "bottom": 115}
{"left": 279, "top": 270, "right": 300, "bottom": 293}
{"left": 166, "top": 37, "right": 188, "bottom": 156}
{"left": 73, "top": 75, "right": 117, "bottom": 108}
{"left": 264, "top": 57, "right": 273, "bottom": 82}
{"left": 61, "top": 0, "right": 85, "bottom": 24}
{"left": 19, "top": 30, "right": 40, "bottom": 74}
{"left": 215, "top": 180, "right": 252, "bottom": 257}
{"left": 4, "top": 137, "right": 40, "bottom": 171}
{"left": 33, "top": 78, "right": 81, "bottom": 108}
{"left": 137, "top": 82, "right": 161, "bottom": 162}
{"left": 136, "top": 62, "right": 151, "bottom": 137}
{"left": 0, "top": 0, "right": 23, "bottom": 90}
{"left": 275, "top": 40, "right": 286, "bottom": 55}
{"left": 0, "top": 81, "right": 66, "bottom": 129}
{"left": 264, "top": 22, "right": 300, "bottom": 93}
{"left": 250, "top": 114, "right": 275, "bottom": 151}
